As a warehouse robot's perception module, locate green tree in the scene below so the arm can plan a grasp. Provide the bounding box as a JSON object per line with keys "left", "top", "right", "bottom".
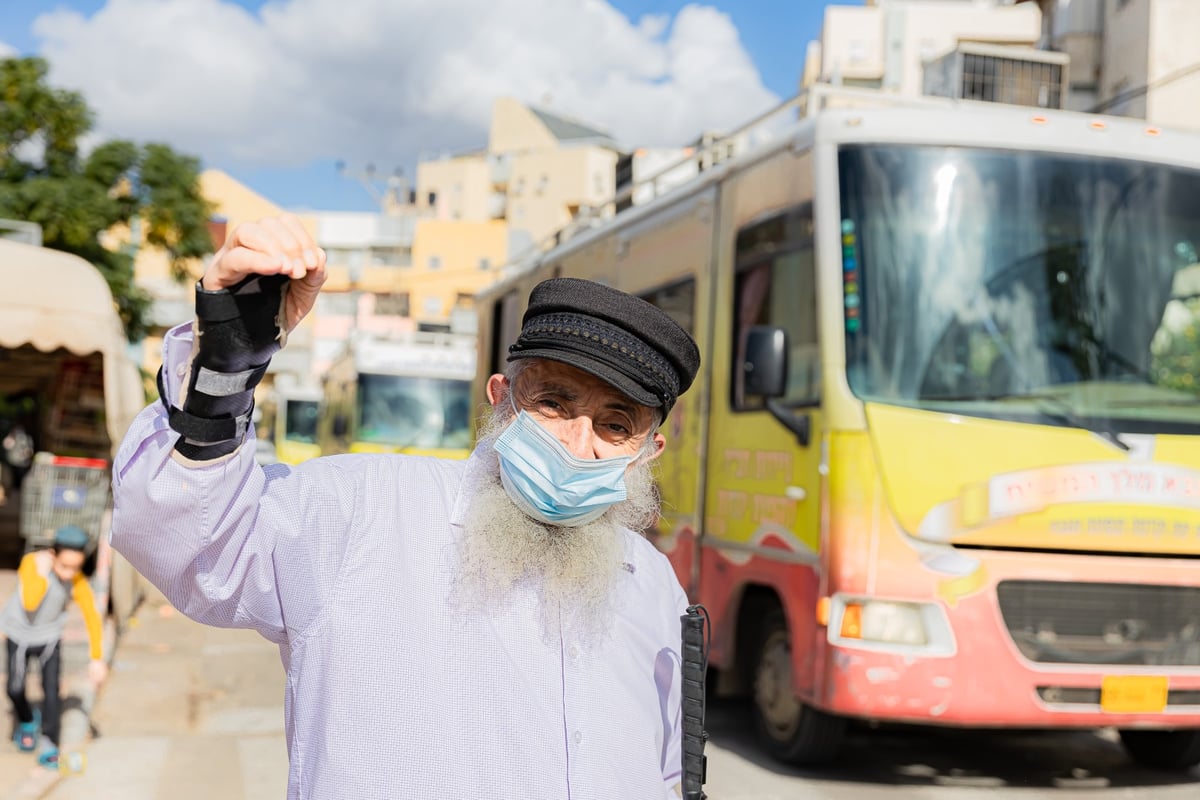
{"left": 0, "top": 56, "right": 214, "bottom": 341}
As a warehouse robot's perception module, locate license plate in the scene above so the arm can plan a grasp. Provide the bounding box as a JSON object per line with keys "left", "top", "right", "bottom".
{"left": 1100, "top": 675, "right": 1168, "bottom": 713}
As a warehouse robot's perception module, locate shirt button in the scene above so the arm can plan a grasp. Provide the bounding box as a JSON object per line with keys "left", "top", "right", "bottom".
{"left": 176, "top": 363, "right": 186, "bottom": 377}
{"left": 573, "top": 731, "right": 583, "bottom": 745}
{"left": 567, "top": 645, "right": 579, "bottom": 660}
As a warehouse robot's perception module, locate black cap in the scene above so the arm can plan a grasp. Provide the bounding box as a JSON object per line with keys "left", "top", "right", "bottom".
{"left": 508, "top": 278, "right": 700, "bottom": 417}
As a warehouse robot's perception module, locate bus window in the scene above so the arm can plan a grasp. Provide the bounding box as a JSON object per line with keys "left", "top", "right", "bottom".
{"left": 732, "top": 205, "right": 819, "bottom": 409}
{"left": 638, "top": 278, "right": 696, "bottom": 336}
{"left": 489, "top": 290, "right": 522, "bottom": 376}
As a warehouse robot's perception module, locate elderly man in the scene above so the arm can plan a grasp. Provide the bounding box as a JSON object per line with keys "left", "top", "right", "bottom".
{"left": 111, "top": 214, "right": 700, "bottom": 799}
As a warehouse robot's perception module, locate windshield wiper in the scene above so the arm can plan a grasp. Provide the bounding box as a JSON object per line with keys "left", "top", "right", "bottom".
{"left": 918, "top": 391, "right": 1130, "bottom": 451}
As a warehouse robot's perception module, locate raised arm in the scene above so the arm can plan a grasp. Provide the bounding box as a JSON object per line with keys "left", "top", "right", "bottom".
{"left": 110, "top": 215, "right": 341, "bottom": 643}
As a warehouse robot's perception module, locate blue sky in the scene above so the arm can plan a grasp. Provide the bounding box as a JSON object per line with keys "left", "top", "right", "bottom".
{"left": 0, "top": 1, "right": 844, "bottom": 212}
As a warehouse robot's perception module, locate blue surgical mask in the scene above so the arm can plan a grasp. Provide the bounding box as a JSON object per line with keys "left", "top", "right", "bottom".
{"left": 493, "top": 410, "right": 632, "bottom": 527}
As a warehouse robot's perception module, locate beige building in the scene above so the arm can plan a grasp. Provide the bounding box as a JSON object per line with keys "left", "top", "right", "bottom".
{"left": 124, "top": 100, "right": 627, "bottom": 387}
{"left": 803, "top": 0, "right": 1043, "bottom": 97}
{"left": 409, "top": 219, "right": 509, "bottom": 322}
{"left": 415, "top": 97, "right": 622, "bottom": 281}
{"left": 807, "top": 0, "right": 1200, "bottom": 133}
{"left": 1029, "top": 0, "right": 1200, "bottom": 131}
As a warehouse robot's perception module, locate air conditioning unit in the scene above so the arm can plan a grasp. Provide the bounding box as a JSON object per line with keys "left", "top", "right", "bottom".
{"left": 923, "top": 42, "right": 1070, "bottom": 109}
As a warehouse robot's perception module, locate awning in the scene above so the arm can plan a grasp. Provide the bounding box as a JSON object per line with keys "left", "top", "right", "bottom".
{"left": 0, "top": 238, "right": 145, "bottom": 452}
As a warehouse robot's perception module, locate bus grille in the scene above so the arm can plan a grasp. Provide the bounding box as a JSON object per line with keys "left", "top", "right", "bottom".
{"left": 996, "top": 580, "right": 1200, "bottom": 666}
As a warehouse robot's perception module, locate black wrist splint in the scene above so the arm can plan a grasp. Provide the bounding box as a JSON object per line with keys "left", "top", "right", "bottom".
{"left": 165, "top": 274, "right": 289, "bottom": 461}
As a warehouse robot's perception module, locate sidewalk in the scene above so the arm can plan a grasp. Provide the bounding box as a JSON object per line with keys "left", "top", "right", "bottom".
{"left": 37, "top": 585, "right": 288, "bottom": 800}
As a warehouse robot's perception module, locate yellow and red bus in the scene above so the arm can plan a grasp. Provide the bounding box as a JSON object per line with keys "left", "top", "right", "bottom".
{"left": 474, "top": 85, "right": 1200, "bottom": 769}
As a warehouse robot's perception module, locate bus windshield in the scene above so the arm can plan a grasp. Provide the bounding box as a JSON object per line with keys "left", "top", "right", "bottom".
{"left": 357, "top": 373, "right": 473, "bottom": 449}
{"left": 840, "top": 144, "right": 1200, "bottom": 435}
{"left": 284, "top": 399, "right": 320, "bottom": 444}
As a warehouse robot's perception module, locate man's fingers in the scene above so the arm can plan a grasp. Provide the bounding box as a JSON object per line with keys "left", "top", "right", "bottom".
{"left": 257, "top": 217, "right": 308, "bottom": 279}
{"left": 214, "top": 247, "right": 291, "bottom": 286}
{"left": 277, "top": 214, "right": 322, "bottom": 271}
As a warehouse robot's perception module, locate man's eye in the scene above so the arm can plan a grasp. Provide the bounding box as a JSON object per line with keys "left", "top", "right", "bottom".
{"left": 537, "top": 399, "right": 564, "bottom": 411}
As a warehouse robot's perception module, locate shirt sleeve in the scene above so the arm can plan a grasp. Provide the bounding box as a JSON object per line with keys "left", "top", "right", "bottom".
{"left": 110, "top": 322, "right": 359, "bottom": 644}
{"left": 71, "top": 576, "right": 105, "bottom": 660}
{"left": 17, "top": 553, "right": 49, "bottom": 613}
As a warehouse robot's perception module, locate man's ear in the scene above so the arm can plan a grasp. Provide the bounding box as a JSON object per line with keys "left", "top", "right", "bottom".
{"left": 485, "top": 374, "right": 509, "bottom": 407}
{"left": 644, "top": 431, "right": 667, "bottom": 462}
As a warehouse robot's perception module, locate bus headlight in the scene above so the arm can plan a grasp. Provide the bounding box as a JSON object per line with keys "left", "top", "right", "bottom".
{"left": 860, "top": 601, "right": 927, "bottom": 645}
{"left": 830, "top": 596, "right": 955, "bottom": 656}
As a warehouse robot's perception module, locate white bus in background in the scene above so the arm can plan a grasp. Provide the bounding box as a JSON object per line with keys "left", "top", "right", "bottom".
{"left": 319, "top": 331, "right": 477, "bottom": 460}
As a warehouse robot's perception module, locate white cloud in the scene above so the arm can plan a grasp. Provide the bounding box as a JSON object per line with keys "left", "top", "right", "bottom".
{"left": 0, "top": 42, "right": 17, "bottom": 59}
{"left": 31, "top": 0, "right": 779, "bottom": 172}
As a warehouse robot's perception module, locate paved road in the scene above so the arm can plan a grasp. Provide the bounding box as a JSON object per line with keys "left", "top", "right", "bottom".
{"left": 703, "top": 698, "right": 1200, "bottom": 799}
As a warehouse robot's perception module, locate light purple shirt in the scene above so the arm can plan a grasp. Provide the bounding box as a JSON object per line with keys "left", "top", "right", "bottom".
{"left": 111, "top": 323, "right": 688, "bottom": 800}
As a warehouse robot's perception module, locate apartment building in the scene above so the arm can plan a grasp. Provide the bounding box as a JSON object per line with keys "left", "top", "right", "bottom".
{"left": 415, "top": 97, "right": 622, "bottom": 282}
{"left": 806, "top": 0, "right": 1200, "bottom": 132}
{"left": 1029, "top": 0, "right": 1200, "bottom": 130}
{"left": 803, "top": 0, "right": 1043, "bottom": 97}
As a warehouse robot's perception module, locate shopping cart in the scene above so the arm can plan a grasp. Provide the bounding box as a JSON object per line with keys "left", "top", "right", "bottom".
{"left": 19, "top": 452, "right": 110, "bottom": 552}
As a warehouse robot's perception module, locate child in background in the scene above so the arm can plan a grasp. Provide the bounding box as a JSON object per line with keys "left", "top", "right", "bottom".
{"left": 2, "top": 526, "right": 107, "bottom": 768}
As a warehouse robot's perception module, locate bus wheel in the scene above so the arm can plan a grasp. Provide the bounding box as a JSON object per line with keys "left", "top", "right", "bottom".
{"left": 751, "top": 609, "right": 846, "bottom": 765}
{"left": 1119, "top": 728, "right": 1200, "bottom": 770}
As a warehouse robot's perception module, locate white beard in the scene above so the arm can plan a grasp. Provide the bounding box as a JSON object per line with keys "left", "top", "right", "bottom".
{"left": 451, "top": 407, "right": 661, "bottom": 644}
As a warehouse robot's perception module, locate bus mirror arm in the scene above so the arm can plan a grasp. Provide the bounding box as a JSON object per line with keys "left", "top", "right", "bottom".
{"left": 765, "top": 398, "right": 811, "bottom": 447}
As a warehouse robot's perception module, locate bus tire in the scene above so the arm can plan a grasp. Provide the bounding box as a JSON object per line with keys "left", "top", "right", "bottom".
{"left": 751, "top": 609, "right": 846, "bottom": 765}
{"left": 1118, "top": 728, "right": 1200, "bottom": 770}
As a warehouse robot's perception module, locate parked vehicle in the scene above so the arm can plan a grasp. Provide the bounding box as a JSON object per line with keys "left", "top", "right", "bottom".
{"left": 319, "top": 330, "right": 477, "bottom": 460}
{"left": 473, "top": 84, "right": 1200, "bottom": 770}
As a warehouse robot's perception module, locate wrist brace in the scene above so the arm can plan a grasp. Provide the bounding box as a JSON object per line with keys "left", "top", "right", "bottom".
{"left": 165, "top": 274, "right": 289, "bottom": 460}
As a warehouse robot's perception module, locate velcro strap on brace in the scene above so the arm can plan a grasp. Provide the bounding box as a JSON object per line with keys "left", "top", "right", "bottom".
{"left": 157, "top": 366, "right": 253, "bottom": 460}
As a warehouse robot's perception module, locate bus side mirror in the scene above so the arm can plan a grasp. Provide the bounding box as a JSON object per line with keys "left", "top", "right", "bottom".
{"left": 744, "top": 325, "right": 811, "bottom": 447}
{"left": 332, "top": 414, "right": 348, "bottom": 438}
{"left": 744, "top": 326, "right": 788, "bottom": 398}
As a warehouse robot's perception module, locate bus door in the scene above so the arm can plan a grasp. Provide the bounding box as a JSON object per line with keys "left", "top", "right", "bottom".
{"left": 704, "top": 189, "right": 824, "bottom": 703}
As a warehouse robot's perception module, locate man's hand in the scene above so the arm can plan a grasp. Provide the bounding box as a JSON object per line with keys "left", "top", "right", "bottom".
{"left": 201, "top": 214, "right": 328, "bottom": 333}
{"left": 88, "top": 659, "right": 108, "bottom": 686}
{"left": 33, "top": 549, "right": 53, "bottom": 577}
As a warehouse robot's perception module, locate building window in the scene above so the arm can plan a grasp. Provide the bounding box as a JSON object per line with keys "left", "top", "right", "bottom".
{"left": 427, "top": 191, "right": 437, "bottom": 207}
{"left": 479, "top": 257, "right": 491, "bottom": 271}
{"left": 428, "top": 255, "right": 442, "bottom": 269}
{"left": 639, "top": 278, "right": 696, "bottom": 336}
{"left": 374, "top": 292, "right": 410, "bottom": 317}
{"left": 316, "top": 292, "right": 357, "bottom": 316}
